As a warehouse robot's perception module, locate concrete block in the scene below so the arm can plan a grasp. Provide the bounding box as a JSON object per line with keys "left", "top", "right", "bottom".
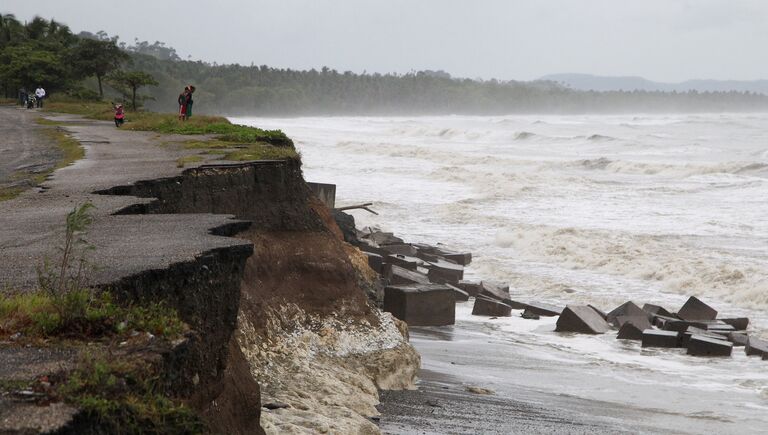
{"left": 446, "top": 284, "right": 469, "bottom": 302}
{"left": 641, "top": 329, "right": 682, "bottom": 348}
{"left": 425, "top": 258, "right": 464, "bottom": 284}
{"left": 365, "top": 252, "right": 383, "bottom": 274}
{"left": 662, "top": 319, "right": 709, "bottom": 333}
{"left": 414, "top": 243, "right": 472, "bottom": 265}
{"left": 687, "top": 335, "right": 733, "bottom": 357}
{"left": 607, "top": 302, "right": 645, "bottom": 327}
{"left": 720, "top": 317, "right": 749, "bottom": 331}
{"left": 472, "top": 296, "right": 512, "bottom": 317}
{"left": 681, "top": 327, "right": 723, "bottom": 347}
{"left": 745, "top": 337, "right": 768, "bottom": 357}
{"left": 588, "top": 304, "right": 608, "bottom": 320}
{"left": 364, "top": 231, "right": 404, "bottom": 246}
{"left": 388, "top": 264, "right": 430, "bottom": 286}
{"left": 387, "top": 254, "right": 421, "bottom": 271}
{"left": 456, "top": 281, "right": 482, "bottom": 297}
{"left": 555, "top": 305, "right": 612, "bottom": 334}
{"left": 478, "top": 281, "right": 509, "bottom": 302}
{"left": 307, "top": 182, "right": 336, "bottom": 209}
{"left": 503, "top": 298, "right": 529, "bottom": 310}
{"left": 642, "top": 303, "right": 674, "bottom": 321}
{"left": 616, "top": 316, "right": 653, "bottom": 340}
{"left": 524, "top": 302, "right": 563, "bottom": 317}
{"left": 677, "top": 296, "right": 717, "bottom": 321}
{"left": 727, "top": 332, "right": 749, "bottom": 347}
{"left": 381, "top": 244, "right": 418, "bottom": 257}
{"left": 383, "top": 284, "right": 455, "bottom": 326}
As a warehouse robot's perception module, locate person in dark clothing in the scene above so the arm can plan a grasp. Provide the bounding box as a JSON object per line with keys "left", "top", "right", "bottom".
{"left": 178, "top": 87, "right": 188, "bottom": 120}
{"left": 18, "top": 88, "right": 27, "bottom": 106}
{"left": 185, "top": 85, "right": 195, "bottom": 119}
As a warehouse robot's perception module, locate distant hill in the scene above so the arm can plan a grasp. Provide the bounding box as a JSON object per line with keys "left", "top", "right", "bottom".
{"left": 540, "top": 73, "right": 768, "bottom": 95}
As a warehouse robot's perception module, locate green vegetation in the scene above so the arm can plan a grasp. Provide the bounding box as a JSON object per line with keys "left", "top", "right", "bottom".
{"left": 0, "top": 289, "right": 186, "bottom": 339}
{"left": 1, "top": 203, "right": 185, "bottom": 339}
{"left": 58, "top": 352, "right": 203, "bottom": 434}
{"left": 107, "top": 70, "right": 159, "bottom": 110}
{"left": 176, "top": 155, "right": 203, "bottom": 168}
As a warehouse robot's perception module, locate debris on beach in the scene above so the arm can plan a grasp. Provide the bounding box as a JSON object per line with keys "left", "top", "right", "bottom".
{"left": 340, "top": 217, "right": 763, "bottom": 362}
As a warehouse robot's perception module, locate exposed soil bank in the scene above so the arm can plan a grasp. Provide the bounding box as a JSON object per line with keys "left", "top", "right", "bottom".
{"left": 1, "top": 113, "right": 417, "bottom": 433}
{"left": 101, "top": 159, "right": 419, "bottom": 433}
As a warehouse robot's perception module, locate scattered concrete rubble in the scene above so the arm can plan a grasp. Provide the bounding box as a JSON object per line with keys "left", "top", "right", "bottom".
{"left": 343, "top": 224, "right": 764, "bottom": 362}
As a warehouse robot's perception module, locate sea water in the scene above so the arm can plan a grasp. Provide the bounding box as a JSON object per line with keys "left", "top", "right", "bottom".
{"left": 233, "top": 114, "right": 768, "bottom": 433}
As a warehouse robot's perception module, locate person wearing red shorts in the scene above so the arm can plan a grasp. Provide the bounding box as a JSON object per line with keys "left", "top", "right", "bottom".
{"left": 178, "top": 87, "right": 189, "bottom": 120}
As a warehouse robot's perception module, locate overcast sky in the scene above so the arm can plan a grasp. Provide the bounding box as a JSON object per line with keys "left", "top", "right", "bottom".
{"left": 3, "top": 0, "right": 767, "bottom": 82}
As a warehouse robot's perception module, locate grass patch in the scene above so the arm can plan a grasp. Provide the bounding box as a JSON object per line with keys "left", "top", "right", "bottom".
{"left": 223, "top": 143, "right": 299, "bottom": 161}
{"left": 0, "top": 98, "right": 16, "bottom": 105}
{"left": 57, "top": 352, "right": 204, "bottom": 434}
{"left": 0, "top": 290, "right": 186, "bottom": 340}
{"left": 45, "top": 100, "right": 293, "bottom": 147}
{"left": 176, "top": 155, "right": 203, "bottom": 168}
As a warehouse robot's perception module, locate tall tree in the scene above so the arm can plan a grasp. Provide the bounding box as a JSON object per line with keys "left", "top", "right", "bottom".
{"left": 69, "top": 38, "right": 129, "bottom": 97}
{"left": 107, "top": 70, "right": 158, "bottom": 110}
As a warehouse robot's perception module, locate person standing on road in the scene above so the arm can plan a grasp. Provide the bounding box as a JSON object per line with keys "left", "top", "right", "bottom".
{"left": 185, "top": 86, "right": 195, "bottom": 119}
{"left": 178, "top": 87, "right": 188, "bottom": 121}
{"left": 34, "top": 86, "right": 46, "bottom": 108}
{"left": 18, "top": 87, "right": 27, "bottom": 106}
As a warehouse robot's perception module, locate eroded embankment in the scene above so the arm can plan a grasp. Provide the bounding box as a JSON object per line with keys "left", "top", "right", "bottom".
{"left": 101, "top": 159, "right": 419, "bottom": 434}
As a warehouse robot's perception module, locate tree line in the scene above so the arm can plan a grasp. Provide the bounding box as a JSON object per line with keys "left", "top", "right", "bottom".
{"left": 0, "top": 14, "right": 157, "bottom": 109}
{"left": 2, "top": 14, "right": 768, "bottom": 115}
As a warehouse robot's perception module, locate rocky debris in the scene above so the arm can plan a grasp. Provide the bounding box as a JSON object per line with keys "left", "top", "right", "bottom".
{"left": 642, "top": 330, "right": 681, "bottom": 348}
{"left": 361, "top": 230, "right": 404, "bottom": 246}
{"left": 745, "top": 337, "right": 768, "bottom": 357}
{"left": 687, "top": 335, "right": 733, "bottom": 357}
{"left": 524, "top": 302, "right": 563, "bottom": 317}
{"left": 555, "top": 306, "right": 611, "bottom": 334}
{"left": 414, "top": 243, "right": 472, "bottom": 266}
{"left": 642, "top": 303, "right": 674, "bottom": 321}
{"left": 521, "top": 309, "right": 540, "bottom": 320}
{"left": 456, "top": 281, "right": 481, "bottom": 297}
{"left": 720, "top": 317, "right": 749, "bottom": 331}
{"left": 727, "top": 332, "right": 749, "bottom": 347}
{"left": 383, "top": 284, "right": 456, "bottom": 326}
{"left": 446, "top": 284, "right": 469, "bottom": 302}
{"left": 387, "top": 254, "right": 422, "bottom": 271}
{"left": 381, "top": 243, "right": 418, "bottom": 257}
{"left": 677, "top": 296, "right": 718, "bottom": 321}
{"left": 681, "top": 327, "right": 725, "bottom": 347}
{"left": 425, "top": 258, "right": 464, "bottom": 284}
{"left": 616, "top": 316, "right": 653, "bottom": 340}
{"left": 364, "top": 252, "right": 383, "bottom": 274}
{"left": 472, "top": 296, "right": 512, "bottom": 317}
{"left": 331, "top": 210, "right": 357, "bottom": 244}
{"left": 465, "top": 386, "right": 494, "bottom": 395}
{"left": 386, "top": 264, "right": 431, "bottom": 286}
{"left": 606, "top": 302, "right": 645, "bottom": 327}
{"left": 478, "top": 281, "right": 509, "bottom": 302}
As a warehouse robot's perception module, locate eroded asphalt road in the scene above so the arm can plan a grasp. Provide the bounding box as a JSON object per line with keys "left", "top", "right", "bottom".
{"left": 0, "top": 106, "right": 61, "bottom": 191}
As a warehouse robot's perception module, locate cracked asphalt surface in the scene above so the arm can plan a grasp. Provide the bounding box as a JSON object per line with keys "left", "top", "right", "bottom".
{"left": 0, "top": 110, "right": 252, "bottom": 291}
{"left": 0, "top": 107, "right": 60, "bottom": 191}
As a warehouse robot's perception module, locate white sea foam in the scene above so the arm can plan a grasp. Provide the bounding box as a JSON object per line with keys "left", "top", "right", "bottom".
{"left": 234, "top": 113, "right": 768, "bottom": 430}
